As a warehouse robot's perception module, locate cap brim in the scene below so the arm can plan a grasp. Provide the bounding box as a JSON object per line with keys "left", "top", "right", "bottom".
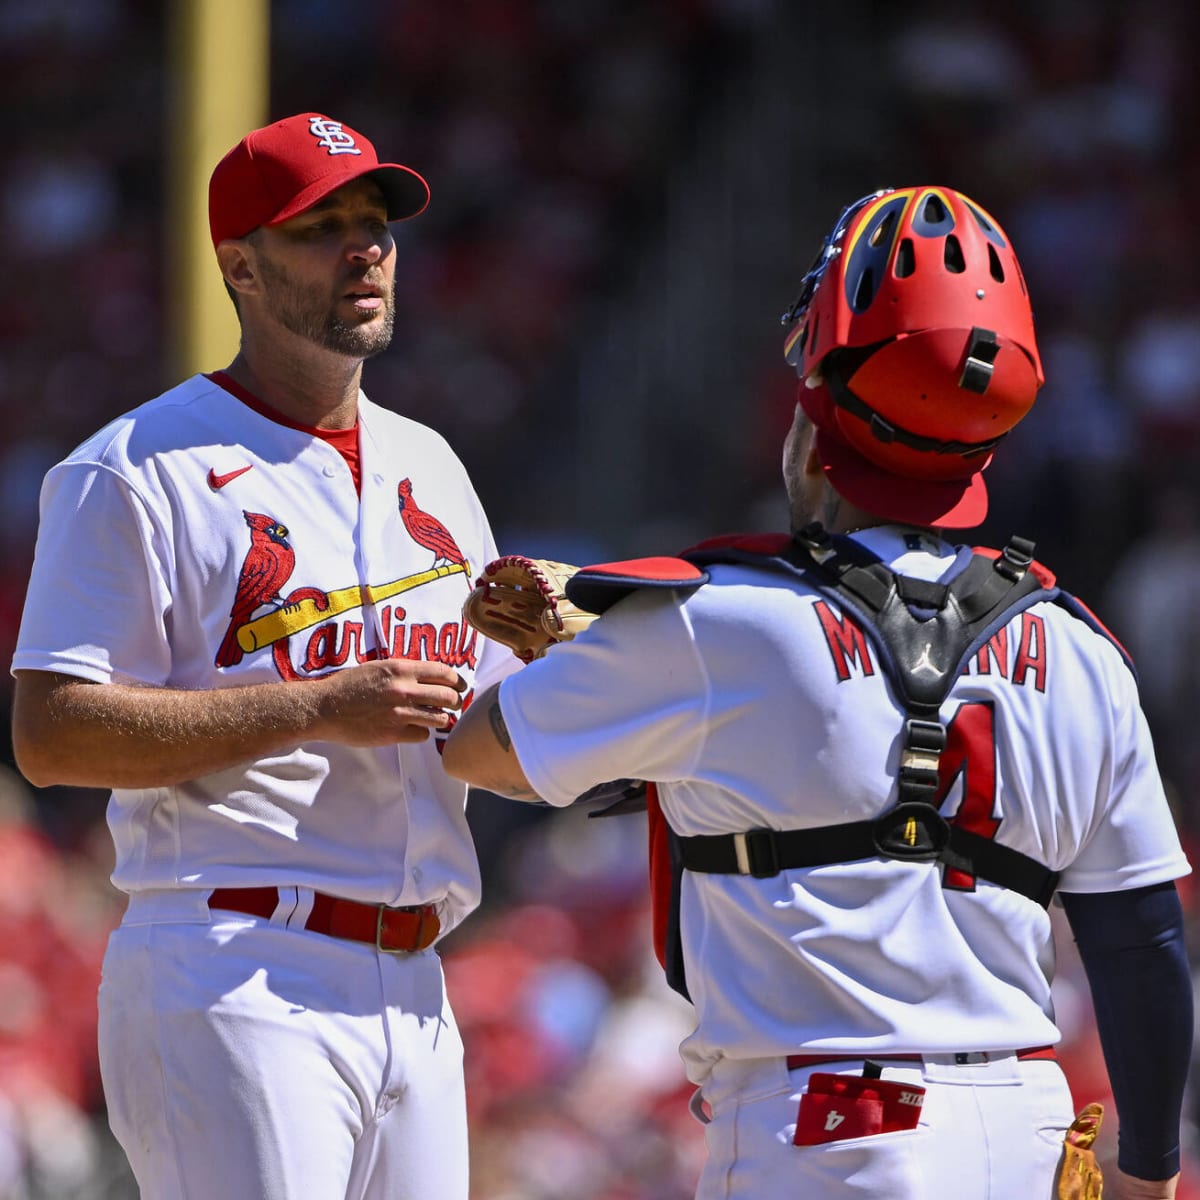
{"left": 368, "top": 164, "right": 431, "bottom": 221}
{"left": 265, "top": 162, "right": 431, "bottom": 229}
{"left": 814, "top": 421, "right": 989, "bottom": 529}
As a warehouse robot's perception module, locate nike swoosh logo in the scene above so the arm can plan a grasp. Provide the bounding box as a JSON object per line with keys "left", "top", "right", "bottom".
{"left": 208, "top": 465, "right": 254, "bottom": 490}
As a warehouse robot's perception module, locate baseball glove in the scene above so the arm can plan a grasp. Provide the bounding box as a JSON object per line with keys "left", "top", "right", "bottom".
{"left": 462, "top": 556, "right": 596, "bottom": 663}
{"left": 1054, "top": 1102, "right": 1104, "bottom": 1200}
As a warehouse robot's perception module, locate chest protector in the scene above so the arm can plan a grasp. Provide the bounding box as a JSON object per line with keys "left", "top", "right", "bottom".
{"left": 568, "top": 523, "right": 1133, "bottom": 1001}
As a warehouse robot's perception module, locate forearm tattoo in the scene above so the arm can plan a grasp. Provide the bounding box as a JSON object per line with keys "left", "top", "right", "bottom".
{"left": 488, "top": 700, "right": 511, "bottom": 750}
{"left": 481, "top": 699, "right": 539, "bottom": 800}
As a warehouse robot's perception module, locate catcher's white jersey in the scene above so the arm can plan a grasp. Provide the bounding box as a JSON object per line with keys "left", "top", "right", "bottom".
{"left": 14, "top": 373, "right": 514, "bottom": 934}
{"left": 498, "top": 525, "right": 1190, "bottom": 1083}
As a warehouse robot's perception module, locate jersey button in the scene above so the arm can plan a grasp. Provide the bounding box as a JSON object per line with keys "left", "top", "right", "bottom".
{"left": 322, "top": 465, "right": 337, "bottom": 477}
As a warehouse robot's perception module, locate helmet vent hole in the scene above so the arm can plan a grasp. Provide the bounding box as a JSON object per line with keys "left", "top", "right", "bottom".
{"left": 807, "top": 313, "right": 820, "bottom": 353}
{"left": 988, "top": 244, "right": 1005, "bottom": 282}
{"left": 852, "top": 269, "right": 875, "bottom": 311}
{"left": 922, "top": 195, "right": 948, "bottom": 225}
{"left": 870, "top": 211, "right": 897, "bottom": 247}
{"left": 895, "top": 238, "right": 915, "bottom": 278}
{"left": 944, "top": 235, "right": 966, "bottom": 273}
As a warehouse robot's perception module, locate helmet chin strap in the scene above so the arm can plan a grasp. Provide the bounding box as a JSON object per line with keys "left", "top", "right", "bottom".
{"left": 823, "top": 342, "right": 1005, "bottom": 460}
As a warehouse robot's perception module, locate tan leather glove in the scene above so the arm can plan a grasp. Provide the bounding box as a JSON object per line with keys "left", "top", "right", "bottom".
{"left": 462, "top": 556, "right": 595, "bottom": 664}
{"left": 1055, "top": 1103, "right": 1104, "bottom": 1200}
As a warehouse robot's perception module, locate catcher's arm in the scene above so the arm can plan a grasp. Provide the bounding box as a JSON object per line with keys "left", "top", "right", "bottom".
{"left": 462, "top": 556, "right": 596, "bottom": 663}
{"left": 456, "top": 555, "right": 650, "bottom": 806}
{"left": 442, "top": 682, "right": 541, "bottom": 802}
{"left": 1059, "top": 883, "right": 1190, "bottom": 1199}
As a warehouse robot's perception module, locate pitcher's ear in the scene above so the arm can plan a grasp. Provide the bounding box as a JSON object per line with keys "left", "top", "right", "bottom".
{"left": 216, "top": 238, "right": 258, "bottom": 297}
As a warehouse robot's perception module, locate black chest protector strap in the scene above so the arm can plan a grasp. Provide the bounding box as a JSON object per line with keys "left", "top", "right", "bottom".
{"left": 675, "top": 523, "right": 1062, "bottom": 908}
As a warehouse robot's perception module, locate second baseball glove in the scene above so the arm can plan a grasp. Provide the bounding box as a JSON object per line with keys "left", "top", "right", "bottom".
{"left": 463, "top": 556, "right": 596, "bottom": 663}
{"left": 1054, "top": 1103, "right": 1104, "bottom": 1200}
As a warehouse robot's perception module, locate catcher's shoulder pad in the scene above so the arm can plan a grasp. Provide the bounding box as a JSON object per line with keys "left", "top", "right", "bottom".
{"left": 566, "top": 557, "right": 709, "bottom": 615}
{"left": 972, "top": 544, "right": 1136, "bottom": 674}
{"left": 565, "top": 533, "right": 791, "bottom": 615}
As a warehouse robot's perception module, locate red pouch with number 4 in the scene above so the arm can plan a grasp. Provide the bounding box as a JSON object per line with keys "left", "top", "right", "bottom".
{"left": 794, "top": 1072, "right": 926, "bottom": 1146}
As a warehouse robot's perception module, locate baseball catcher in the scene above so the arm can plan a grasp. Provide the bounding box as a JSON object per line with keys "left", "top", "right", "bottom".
{"left": 448, "top": 187, "right": 1190, "bottom": 1200}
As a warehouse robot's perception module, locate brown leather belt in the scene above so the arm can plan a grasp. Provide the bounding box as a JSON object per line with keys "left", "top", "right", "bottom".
{"left": 207, "top": 887, "right": 440, "bottom": 953}
{"left": 786, "top": 1045, "right": 1057, "bottom": 1070}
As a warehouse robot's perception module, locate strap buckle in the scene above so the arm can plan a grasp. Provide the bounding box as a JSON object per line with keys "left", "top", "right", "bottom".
{"left": 897, "top": 718, "right": 946, "bottom": 800}
{"left": 732, "top": 830, "right": 781, "bottom": 878}
{"left": 958, "top": 327, "right": 999, "bottom": 395}
{"left": 995, "top": 536, "right": 1035, "bottom": 582}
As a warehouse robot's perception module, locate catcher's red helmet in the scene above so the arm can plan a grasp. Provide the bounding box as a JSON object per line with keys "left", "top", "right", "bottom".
{"left": 781, "top": 186, "right": 1043, "bottom": 527}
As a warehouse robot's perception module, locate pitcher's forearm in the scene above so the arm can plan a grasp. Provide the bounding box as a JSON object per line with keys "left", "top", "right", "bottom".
{"left": 13, "top": 671, "right": 330, "bottom": 788}
{"left": 12, "top": 661, "right": 467, "bottom": 790}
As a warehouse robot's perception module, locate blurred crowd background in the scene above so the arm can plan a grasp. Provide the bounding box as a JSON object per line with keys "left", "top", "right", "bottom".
{"left": 2, "top": 1, "right": 1200, "bottom": 1197}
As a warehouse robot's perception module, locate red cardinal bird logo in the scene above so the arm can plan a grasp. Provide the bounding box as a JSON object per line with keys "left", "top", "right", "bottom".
{"left": 397, "top": 478, "right": 466, "bottom": 568}
{"left": 215, "top": 511, "right": 297, "bottom": 668}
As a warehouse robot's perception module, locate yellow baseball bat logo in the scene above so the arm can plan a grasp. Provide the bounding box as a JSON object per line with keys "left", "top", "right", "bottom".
{"left": 237, "top": 561, "right": 470, "bottom": 653}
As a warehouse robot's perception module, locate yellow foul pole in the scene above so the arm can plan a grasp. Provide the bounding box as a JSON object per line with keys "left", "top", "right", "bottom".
{"left": 167, "top": 0, "right": 269, "bottom": 382}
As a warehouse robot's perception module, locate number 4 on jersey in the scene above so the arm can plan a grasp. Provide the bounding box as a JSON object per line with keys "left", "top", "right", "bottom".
{"left": 938, "top": 700, "right": 1000, "bottom": 892}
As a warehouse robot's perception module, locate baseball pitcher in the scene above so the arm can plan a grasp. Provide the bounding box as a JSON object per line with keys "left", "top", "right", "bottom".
{"left": 11, "top": 113, "right": 519, "bottom": 1200}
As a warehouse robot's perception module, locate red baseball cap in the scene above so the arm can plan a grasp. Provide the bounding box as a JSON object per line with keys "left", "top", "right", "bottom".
{"left": 208, "top": 112, "right": 431, "bottom": 247}
{"left": 799, "top": 378, "right": 991, "bottom": 528}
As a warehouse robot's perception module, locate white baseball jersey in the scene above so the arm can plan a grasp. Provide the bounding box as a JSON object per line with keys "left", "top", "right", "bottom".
{"left": 497, "top": 525, "right": 1190, "bottom": 1084}
{"left": 13, "top": 372, "right": 515, "bottom": 934}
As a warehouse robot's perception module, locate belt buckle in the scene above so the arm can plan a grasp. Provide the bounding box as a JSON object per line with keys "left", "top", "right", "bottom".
{"left": 375, "top": 904, "right": 411, "bottom": 955}
{"left": 375, "top": 904, "right": 435, "bottom": 954}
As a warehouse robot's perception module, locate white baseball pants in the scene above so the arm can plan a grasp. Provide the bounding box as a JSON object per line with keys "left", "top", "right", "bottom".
{"left": 97, "top": 891, "right": 468, "bottom": 1200}
{"left": 694, "top": 1050, "right": 1077, "bottom": 1199}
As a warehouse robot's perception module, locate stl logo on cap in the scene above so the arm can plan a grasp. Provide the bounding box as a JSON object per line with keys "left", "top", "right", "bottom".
{"left": 307, "top": 116, "right": 362, "bottom": 158}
